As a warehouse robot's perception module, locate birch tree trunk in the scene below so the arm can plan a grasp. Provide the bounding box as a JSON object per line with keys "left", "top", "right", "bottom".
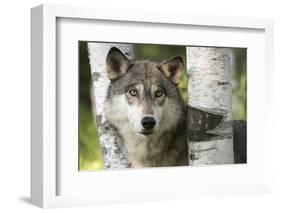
{"left": 186, "top": 47, "right": 234, "bottom": 165}
{"left": 87, "top": 43, "right": 134, "bottom": 169}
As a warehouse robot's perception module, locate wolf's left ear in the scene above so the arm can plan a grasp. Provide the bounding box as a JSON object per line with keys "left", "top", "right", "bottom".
{"left": 157, "top": 56, "right": 184, "bottom": 84}
{"left": 106, "top": 47, "right": 130, "bottom": 81}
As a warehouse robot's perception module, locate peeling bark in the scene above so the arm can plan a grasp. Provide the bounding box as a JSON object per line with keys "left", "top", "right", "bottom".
{"left": 87, "top": 43, "right": 134, "bottom": 169}
{"left": 186, "top": 47, "right": 234, "bottom": 165}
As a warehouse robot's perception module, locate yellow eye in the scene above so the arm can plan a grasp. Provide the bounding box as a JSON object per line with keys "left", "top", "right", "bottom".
{"left": 129, "top": 89, "right": 138, "bottom": 96}
{"left": 155, "top": 90, "right": 163, "bottom": 97}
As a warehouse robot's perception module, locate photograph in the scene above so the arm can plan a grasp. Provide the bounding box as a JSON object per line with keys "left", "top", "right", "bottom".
{"left": 79, "top": 42, "right": 247, "bottom": 170}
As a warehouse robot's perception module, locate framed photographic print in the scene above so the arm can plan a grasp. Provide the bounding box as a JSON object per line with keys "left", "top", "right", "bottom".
{"left": 31, "top": 4, "right": 274, "bottom": 208}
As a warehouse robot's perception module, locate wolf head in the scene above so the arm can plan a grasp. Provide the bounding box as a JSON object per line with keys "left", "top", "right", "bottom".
{"left": 104, "top": 47, "right": 185, "bottom": 137}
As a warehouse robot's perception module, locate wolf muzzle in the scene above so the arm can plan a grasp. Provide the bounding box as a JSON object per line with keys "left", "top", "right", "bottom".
{"left": 141, "top": 116, "right": 156, "bottom": 130}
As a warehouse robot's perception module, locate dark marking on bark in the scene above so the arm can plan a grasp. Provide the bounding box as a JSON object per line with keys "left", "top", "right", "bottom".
{"left": 218, "top": 81, "right": 229, "bottom": 86}
{"left": 92, "top": 72, "right": 100, "bottom": 81}
{"left": 187, "top": 105, "right": 227, "bottom": 141}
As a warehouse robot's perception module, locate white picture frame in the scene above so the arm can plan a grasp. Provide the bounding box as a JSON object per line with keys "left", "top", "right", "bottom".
{"left": 31, "top": 4, "right": 274, "bottom": 208}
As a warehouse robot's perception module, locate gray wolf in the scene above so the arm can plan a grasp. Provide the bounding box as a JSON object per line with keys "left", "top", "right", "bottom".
{"left": 104, "top": 47, "right": 188, "bottom": 168}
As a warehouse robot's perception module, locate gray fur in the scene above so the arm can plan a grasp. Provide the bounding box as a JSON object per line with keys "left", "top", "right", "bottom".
{"left": 104, "top": 47, "right": 188, "bottom": 168}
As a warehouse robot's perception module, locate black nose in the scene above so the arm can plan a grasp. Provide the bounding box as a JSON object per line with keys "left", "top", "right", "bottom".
{"left": 141, "top": 117, "right": 156, "bottom": 129}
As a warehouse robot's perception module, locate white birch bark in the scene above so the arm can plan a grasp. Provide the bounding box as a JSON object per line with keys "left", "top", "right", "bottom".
{"left": 87, "top": 43, "right": 134, "bottom": 169}
{"left": 186, "top": 47, "right": 234, "bottom": 165}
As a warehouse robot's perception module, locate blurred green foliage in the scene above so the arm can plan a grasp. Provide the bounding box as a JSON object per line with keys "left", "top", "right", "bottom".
{"left": 79, "top": 42, "right": 246, "bottom": 171}
{"left": 79, "top": 104, "right": 103, "bottom": 170}
{"left": 232, "top": 49, "right": 247, "bottom": 120}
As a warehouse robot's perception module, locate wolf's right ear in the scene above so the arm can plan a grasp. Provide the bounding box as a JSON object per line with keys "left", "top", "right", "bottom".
{"left": 106, "top": 47, "right": 130, "bottom": 81}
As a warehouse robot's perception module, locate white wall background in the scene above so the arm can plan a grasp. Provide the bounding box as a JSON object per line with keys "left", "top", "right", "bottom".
{"left": 0, "top": 0, "right": 280, "bottom": 212}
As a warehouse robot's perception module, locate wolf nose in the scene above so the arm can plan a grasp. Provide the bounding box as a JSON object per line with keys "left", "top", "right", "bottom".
{"left": 141, "top": 117, "right": 156, "bottom": 129}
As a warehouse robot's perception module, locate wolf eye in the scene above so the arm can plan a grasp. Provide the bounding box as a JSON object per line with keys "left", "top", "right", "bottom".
{"left": 155, "top": 90, "right": 163, "bottom": 97}
{"left": 129, "top": 89, "right": 138, "bottom": 96}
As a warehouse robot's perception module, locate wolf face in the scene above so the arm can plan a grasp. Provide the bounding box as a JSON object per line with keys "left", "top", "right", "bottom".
{"left": 104, "top": 47, "right": 184, "bottom": 137}
{"left": 104, "top": 47, "right": 187, "bottom": 167}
